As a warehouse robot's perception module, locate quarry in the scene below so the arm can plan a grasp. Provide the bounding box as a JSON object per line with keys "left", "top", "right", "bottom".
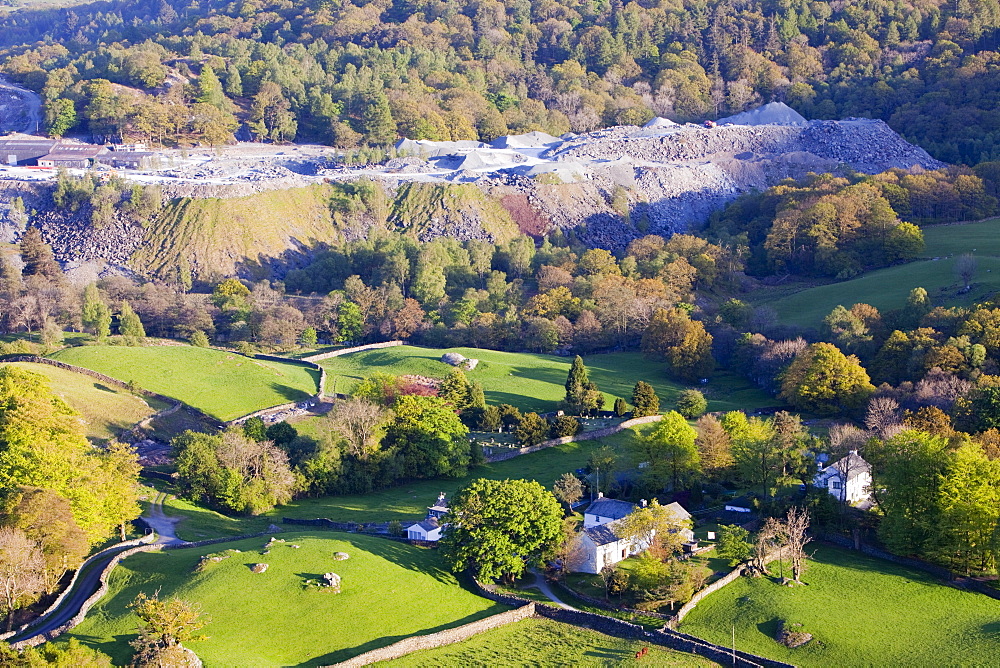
{"left": 0, "top": 101, "right": 947, "bottom": 278}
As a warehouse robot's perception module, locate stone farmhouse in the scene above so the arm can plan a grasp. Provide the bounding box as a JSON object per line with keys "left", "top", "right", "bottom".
{"left": 570, "top": 494, "right": 694, "bottom": 574}
{"left": 814, "top": 450, "right": 872, "bottom": 505}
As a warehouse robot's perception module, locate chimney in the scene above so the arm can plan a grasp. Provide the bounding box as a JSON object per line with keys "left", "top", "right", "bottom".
{"left": 597, "top": 492, "right": 604, "bottom": 499}
{"left": 640, "top": 499, "right": 648, "bottom": 508}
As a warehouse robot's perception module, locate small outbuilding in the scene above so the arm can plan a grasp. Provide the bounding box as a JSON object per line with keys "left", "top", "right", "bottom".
{"left": 406, "top": 517, "right": 442, "bottom": 542}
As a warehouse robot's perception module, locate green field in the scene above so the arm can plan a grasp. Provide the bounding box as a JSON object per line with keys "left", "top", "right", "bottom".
{"left": 2, "top": 361, "right": 168, "bottom": 441}
{"left": 680, "top": 545, "right": 1000, "bottom": 666}
{"left": 320, "top": 346, "right": 774, "bottom": 414}
{"left": 65, "top": 532, "right": 506, "bottom": 667}
{"left": 765, "top": 217, "right": 1000, "bottom": 328}
{"left": 49, "top": 345, "right": 321, "bottom": 421}
{"left": 381, "top": 617, "right": 714, "bottom": 667}
{"left": 151, "top": 425, "right": 656, "bottom": 541}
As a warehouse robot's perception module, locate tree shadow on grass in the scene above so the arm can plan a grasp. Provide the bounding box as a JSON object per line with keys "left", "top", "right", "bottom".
{"left": 93, "top": 382, "right": 118, "bottom": 394}
{"left": 337, "top": 534, "right": 455, "bottom": 583}
{"left": 757, "top": 616, "right": 781, "bottom": 639}
{"left": 299, "top": 609, "right": 506, "bottom": 667}
{"left": 267, "top": 381, "right": 311, "bottom": 403}
{"left": 72, "top": 633, "right": 138, "bottom": 666}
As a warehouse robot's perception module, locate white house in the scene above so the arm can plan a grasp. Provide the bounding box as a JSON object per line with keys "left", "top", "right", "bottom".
{"left": 405, "top": 493, "right": 450, "bottom": 542}
{"left": 814, "top": 450, "right": 872, "bottom": 505}
{"left": 406, "top": 517, "right": 443, "bottom": 541}
{"left": 571, "top": 497, "right": 694, "bottom": 574}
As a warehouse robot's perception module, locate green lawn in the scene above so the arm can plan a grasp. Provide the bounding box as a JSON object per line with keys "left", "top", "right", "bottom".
{"left": 680, "top": 544, "right": 1000, "bottom": 666}
{"left": 65, "top": 532, "right": 506, "bottom": 667}
{"left": 379, "top": 617, "right": 715, "bottom": 667}
{"left": 157, "top": 425, "right": 657, "bottom": 541}
{"left": 763, "top": 217, "right": 1000, "bottom": 328}
{"left": 320, "top": 346, "right": 774, "bottom": 413}
{"left": 2, "top": 361, "right": 168, "bottom": 441}
{"left": 49, "top": 345, "right": 321, "bottom": 421}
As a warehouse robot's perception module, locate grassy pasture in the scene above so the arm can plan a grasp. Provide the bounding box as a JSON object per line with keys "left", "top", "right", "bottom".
{"left": 1, "top": 361, "right": 168, "bottom": 441}
{"left": 65, "top": 532, "right": 506, "bottom": 667}
{"left": 148, "top": 424, "right": 657, "bottom": 541}
{"left": 380, "top": 617, "right": 714, "bottom": 667}
{"left": 320, "top": 346, "right": 774, "bottom": 414}
{"left": 680, "top": 545, "right": 1000, "bottom": 666}
{"left": 764, "top": 217, "right": 1000, "bottom": 328}
{"left": 49, "top": 345, "right": 321, "bottom": 421}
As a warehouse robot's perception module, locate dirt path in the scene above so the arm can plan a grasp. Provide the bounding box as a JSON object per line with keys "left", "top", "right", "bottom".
{"left": 144, "top": 492, "right": 184, "bottom": 545}
{"left": 526, "top": 571, "right": 578, "bottom": 611}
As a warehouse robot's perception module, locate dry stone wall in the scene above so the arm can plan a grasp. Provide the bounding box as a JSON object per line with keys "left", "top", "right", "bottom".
{"left": 485, "top": 414, "right": 663, "bottom": 462}
{"left": 300, "top": 340, "right": 404, "bottom": 363}
{"left": 327, "top": 603, "right": 536, "bottom": 667}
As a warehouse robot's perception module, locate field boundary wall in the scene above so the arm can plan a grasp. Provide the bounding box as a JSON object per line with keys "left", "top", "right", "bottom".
{"left": 484, "top": 414, "right": 664, "bottom": 462}
{"left": 225, "top": 353, "right": 327, "bottom": 424}
{"left": 301, "top": 340, "right": 404, "bottom": 363}
{"left": 326, "top": 603, "right": 536, "bottom": 667}
{"left": 470, "top": 578, "right": 789, "bottom": 668}
{"left": 8, "top": 534, "right": 160, "bottom": 650}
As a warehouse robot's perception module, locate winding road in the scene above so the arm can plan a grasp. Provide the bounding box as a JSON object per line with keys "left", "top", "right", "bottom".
{"left": 6, "top": 494, "right": 181, "bottom": 646}
{"left": 0, "top": 76, "right": 41, "bottom": 135}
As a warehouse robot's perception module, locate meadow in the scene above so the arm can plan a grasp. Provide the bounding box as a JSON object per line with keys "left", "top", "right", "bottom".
{"left": 49, "top": 345, "right": 321, "bottom": 421}
{"left": 763, "top": 217, "right": 1000, "bottom": 328}
{"left": 381, "top": 617, "right": 714, "bottom": 667}
{"left": 320, "top": 346, "right": 774, "bottom": 414}
{"left": 679, "top": 545, "right": 1000, "bottom": 666}
{"left": 1, "top": 361, "right": 168, "bottom": 441}
{"left": 148, "top": 425, "right": 657, "bottom": 541}
{"left": 64, "top": 532, "right": 506, "bottom": 667}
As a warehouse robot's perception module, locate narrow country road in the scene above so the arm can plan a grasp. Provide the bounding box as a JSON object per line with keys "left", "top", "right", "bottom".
{"left": 7, "top": 495, "right": 181, "bottom": 645}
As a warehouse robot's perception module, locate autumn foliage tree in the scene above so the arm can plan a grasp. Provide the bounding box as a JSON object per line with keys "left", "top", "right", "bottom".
{"left": 779, "top": 342, "right": 875, "bottom": 416}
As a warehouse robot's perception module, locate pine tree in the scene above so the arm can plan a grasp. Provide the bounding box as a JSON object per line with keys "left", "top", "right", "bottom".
{"left": 631, "top": 381, "right": 660, "bottom": 418}
{"left": 119, "top": 300, "right": 146, "bottom": 343}
{"left": 362, "top": 91, "right": 397, "bottom": 146}
{"left": 196, "top": 66, "right": 226, "bottom": 109}
{"left": 564, "top": 355, "right": 589, "bottom": 411}
{"left": 613, "top": 397, "right": 627, "bottom": 417}
{"left": 439, "top": 368, "right": 472, "bottom": 409}
{"left": 20, "top": 227, "right": 61, "bottom": 279}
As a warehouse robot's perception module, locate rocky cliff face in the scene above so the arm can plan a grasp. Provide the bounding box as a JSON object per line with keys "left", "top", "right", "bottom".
{"left": 0, "top": 112, "right": 946, "bottom": 280}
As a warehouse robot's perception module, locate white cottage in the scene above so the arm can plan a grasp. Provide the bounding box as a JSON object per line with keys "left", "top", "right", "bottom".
{"left": 406, "top": 517, "right": 443, "bottom": 541}
{"left": 814, "top": 450, "right": 872, "bottom": 504}
{"left": 571, "top": 497, "right": 694, "bottom": 574}
{"left": 405, "top": 493, "right": 450, "bottom": 542}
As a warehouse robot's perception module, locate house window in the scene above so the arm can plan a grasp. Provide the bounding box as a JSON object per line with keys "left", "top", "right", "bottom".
{"left": 832, "top": 481, "right": 842, "bottom": 490}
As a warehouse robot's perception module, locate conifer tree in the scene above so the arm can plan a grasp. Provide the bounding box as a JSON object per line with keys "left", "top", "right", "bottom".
{"left": 631, "top": 381, "right": 660, "bottom": 418}
{"left": 81, "top": 283, "right": 112, "bottom": 342}
{"left": 119, "top": 300, "right": 146, "bottom": 342}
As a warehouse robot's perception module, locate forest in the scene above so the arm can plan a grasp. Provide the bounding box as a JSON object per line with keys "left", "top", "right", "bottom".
{"left": 0, "top": 0, "right": 998, "bottom": 163}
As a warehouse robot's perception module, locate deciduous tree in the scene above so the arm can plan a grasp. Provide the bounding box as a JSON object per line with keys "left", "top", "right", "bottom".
{"left": 441, "top": 478, "right": 563, "bottom": 582}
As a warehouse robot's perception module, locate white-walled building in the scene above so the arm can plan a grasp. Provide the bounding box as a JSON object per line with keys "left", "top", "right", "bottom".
{"left": 570, "top": 497, "right": 694, "bottom": 574}
{"left": 814, "top": 450, "right": 872, "bottom": 505}
{"left": 406, "top": 518, "right": 442, "bottom": 541}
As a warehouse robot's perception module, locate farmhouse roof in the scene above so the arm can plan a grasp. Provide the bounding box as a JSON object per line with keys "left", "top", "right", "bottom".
{"left": 664, "top": 501, "right": 692, "bottom": 522}
{"left": 428, "top": 492, "right": 448, "bottom": 515}
{"left": 583, "top": 522, "right": 622, "bottom": 546}
{"left": 828, "top": 451, "right": 871, "bottom": 482}
{"left": 586, "top": 498, "right": 635, "bottom": 521}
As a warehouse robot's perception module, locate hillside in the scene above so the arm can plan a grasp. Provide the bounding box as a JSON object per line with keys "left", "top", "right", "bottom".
{"left": 49, "top": 346, "right": 320, "bottom": 421}
{"left": 762, "top": 217, "right": 1000, "bottom": 328}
